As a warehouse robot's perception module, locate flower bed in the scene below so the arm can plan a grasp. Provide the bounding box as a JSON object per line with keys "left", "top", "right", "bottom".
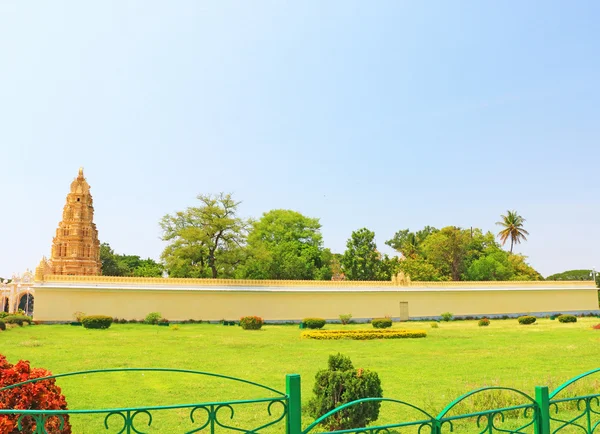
{"left": 301, "top": 329, "right": 426, "bottom": 340}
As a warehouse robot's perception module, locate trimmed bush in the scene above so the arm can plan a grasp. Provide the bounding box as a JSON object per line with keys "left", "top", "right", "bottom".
{"left": 307, "top": 354, "right": 382, "bottom": 431}
{"left": 430, "top": 322, "right": 439, "bottom": 328}
{"left": 371, "top": 318, "right": 392, "bottom": 329}
{"left": 0, "top": 320, "right": 5, "bottom": 331}
{"left": 592, "top": 324, "right": 600, "bottom": 330}
{"left": 478, "top": 317, "right": 490, "bottom": 327}
{"left": 144, "top": 312, "right": 162, "bottom": 325}
{"left": 558, "top": 314, "right": 577, "bottom": 323}
{"left": 158, "top": 318, "right": 170, "bottom": 326}
{"left": 518, "top": 316, "right": 537, "bottom": 325}
{"left": 339, "top": 314, "right": 352, "bottom": 325}
{"left": 240, "top": 316, "right": 263, "bottom": 330}
{"left": 3, "top": 315, "right": 32, "bottom": 326}
{"left": 441, "top": 312, "right": 454, "bottom": 322}
{"left": 303, "top": 318, "right": 326, "bottom": 329}
{"left": 81, "top": 315, "right": 113, "bottom": 329}
{"left": 0, "top": 354, "right": 72, "bottom": 433}
{"left": 302, "top": 329, "right": 426, "bottom": 340}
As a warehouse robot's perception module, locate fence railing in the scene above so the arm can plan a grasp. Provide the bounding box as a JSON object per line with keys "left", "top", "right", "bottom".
{"left": 0, "top": 368, "right": 599, "bottom": 433}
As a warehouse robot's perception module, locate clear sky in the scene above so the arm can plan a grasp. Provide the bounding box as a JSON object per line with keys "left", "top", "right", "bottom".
{"left": 1, "top": 1, "right": 598, "bottom": 279}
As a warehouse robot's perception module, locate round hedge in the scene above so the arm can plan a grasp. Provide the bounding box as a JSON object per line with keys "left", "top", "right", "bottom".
{"left": 240, "top": 316, "right": 263, "bottom": 330}
{"left": 303, "top": 318, "right": 326, "bottom": 329}
{"left": 371, "top": 318, "right": 392, "bottom": 329}
{"left": 81, "top": 315, "right": 113, "bottom": 329}
{"left": 558, "top": 314, "right": 577, "bottom": 323}
{"left": 518, "top": 315, "right": 537, "bottom": 325}
{"left": 478, "top": 318, "right": 490, "bottom": 327}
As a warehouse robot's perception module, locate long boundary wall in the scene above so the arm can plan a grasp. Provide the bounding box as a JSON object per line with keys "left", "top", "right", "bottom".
{"left": 32, "top": 276, "right": 599, "bottom": 321}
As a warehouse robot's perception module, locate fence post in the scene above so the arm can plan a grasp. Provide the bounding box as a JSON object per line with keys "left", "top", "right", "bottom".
{"left": 287, "top": 374, "right": 302, "bottom": 434}
{"left": 535, "top": 386, "right": 550, "bottom": 434}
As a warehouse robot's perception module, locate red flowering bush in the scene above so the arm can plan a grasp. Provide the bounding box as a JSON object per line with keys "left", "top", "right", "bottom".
{"left": 0, "top": 354, "right": 71, "bottom": 433}
{"left": 592, "top": 324, "right": 600, "bottom": 330}
{"left": 240, "top": 316, "right": 264, "bottom": 330}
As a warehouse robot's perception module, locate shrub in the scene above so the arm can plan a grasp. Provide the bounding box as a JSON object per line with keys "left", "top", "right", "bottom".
{"left": 158, "top": 318, "right": 170, "bottom": 326}
{"left": 307, "top": 354, "right": 382, "bottom": 431}
{"left": 73, "top": 311, "right": 86, "bottom": 322}
{"left": 518, "top": 316, "right": 537, "bottom": 325}
{"left": 0, "top": 354, "right": 72, "bottom": 433}
{"left": 118, "top": 318, "right": 128, "bottom": 324}
{"left": 478, "top": 318, "right": 490, "bottom": 327}
{"left": 81, "top": 315, "right": 113, "bottom": 329}
{"left": 339, "top": 314, "right": 352, "bottom": 325}
{"left": 302, "top": 329, "right": 427, "bottom": 340}
{"left": 3, "top": 315, "right": 32, "bottom": 326}
{"left": 558, "top": 314, "right": 577, "bottom": 323}
{"left": 240, "top": 316, "right": 263, "bottom": 330}
{"left": 441, "top": 312, "right": 453, "bottom": 322}
{"left": 371, "top": 318, "right": 392, "bottom": 329}
{"left": 129, "top": 319, "right": 138, "bottom": 324}
{"left": 592, "top": 324, "right": 600, "bottom": 330}
{"left": 303, "top": 318, "right": 326, "bottom": 329}
{"left": 430, "top": 322, "right": 439, "bottom": 328}
{"left": 144, "top": 312, "right": 162, "bottom": 325}
{"left": 0, "top": 320, "right": 5, "bottom": 331}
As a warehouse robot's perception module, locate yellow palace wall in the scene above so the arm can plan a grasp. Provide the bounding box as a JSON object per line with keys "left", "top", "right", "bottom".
{"left": 32, "top": 277, "right": 599, "bottom": 321}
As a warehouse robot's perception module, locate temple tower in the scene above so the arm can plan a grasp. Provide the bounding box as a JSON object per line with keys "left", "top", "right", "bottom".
{"left": 48, "top": 168, "right": 101, "bottom": 276}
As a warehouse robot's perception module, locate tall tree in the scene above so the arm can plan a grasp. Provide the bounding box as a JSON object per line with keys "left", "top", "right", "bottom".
{"left": 496, "top": 210, "right": 529, "bottom": 253}
{"left": 160, "top": 193, "right": 248, "bottom": 278}
{"left": 237, "top": 209, "right": 332, "bottom": 280}
{"left": 100, "top": 242, "right": 163, "bottom": 277}
{"left": 385, "top": 226, "right": 437, "bottom": 258}
{"left": 420, "top": 226, "right": 471, "bottom": 281}
{"left": 341, "top": 228, "right": 381, "bottom": 281}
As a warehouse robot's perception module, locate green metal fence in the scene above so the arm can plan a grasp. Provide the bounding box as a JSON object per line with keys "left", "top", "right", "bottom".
{"left": 1, "top": 368, "right": 599, "bottom": 433}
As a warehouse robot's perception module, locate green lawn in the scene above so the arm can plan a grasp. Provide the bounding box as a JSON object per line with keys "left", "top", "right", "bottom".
{"left": 2, "top": 318, "right": 600, "bottom": 432}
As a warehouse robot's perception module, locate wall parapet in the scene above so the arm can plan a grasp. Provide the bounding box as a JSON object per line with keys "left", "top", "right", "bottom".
{"left": 37, "top": 274, "right": 597, "bottom": 289}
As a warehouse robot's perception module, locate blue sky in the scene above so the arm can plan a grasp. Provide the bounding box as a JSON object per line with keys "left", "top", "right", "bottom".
{"left": 1, "top": 1, "right": 598, "bottom": 278}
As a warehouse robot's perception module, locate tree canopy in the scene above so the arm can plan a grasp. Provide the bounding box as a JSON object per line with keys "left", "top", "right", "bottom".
{"left": 546, "top": 269, "right": 594, "bottom": 281}
{"left": 160, "top": 193, "right": 248, "bottom": 278}
{"left": 236, "top": 209, "right": 332, "bottom": 280}
{"left": 100, "top": 243, "right": 163, "bottom": 277}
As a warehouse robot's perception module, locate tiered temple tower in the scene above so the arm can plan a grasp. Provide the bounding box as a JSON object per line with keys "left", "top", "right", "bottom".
{"left": 45, "top": 168, "right": 101, "bottom": 276}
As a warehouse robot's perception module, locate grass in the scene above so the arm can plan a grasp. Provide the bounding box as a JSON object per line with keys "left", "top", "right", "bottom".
{"left": 2, "top": 318, "right": 600, "bottom": 432}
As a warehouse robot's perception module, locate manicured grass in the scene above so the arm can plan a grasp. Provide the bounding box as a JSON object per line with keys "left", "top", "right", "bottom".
{"left": 2, "top": 318, "right": 600, "bottom": 432}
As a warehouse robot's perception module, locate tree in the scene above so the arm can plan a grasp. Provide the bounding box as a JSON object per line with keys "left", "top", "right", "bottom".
{"left": 465, "top": 250, "right": 513, "bottom": 281}
{"left": 385, "top": 226, "right": 438, "bottom": 258}
{"left": 100, "top": 243, "right": 163, "bottom": 277}
{"left": 546, "top": 269, "right": 594, "bottom": 281}
{"left": 237, "top": 209, "right": 332, "bottom": 280}
{"left": 420, "top": 226, "right": 471, "bottom": 281}
{"left": 341, "top": 228, "right": 382, "bottom": 281}
{"left": 398, "top": 257, "right": 444, "bottom": 281}
{"left": 160, "top": 193, "right": 247, "bottom": 278}
{"left": 496, "top": 210, "right": 529, "bottom": 253}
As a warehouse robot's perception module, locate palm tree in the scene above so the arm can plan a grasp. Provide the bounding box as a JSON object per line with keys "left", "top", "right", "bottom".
{"left": 496, "top": 210, "right": 529, "bottom": 253}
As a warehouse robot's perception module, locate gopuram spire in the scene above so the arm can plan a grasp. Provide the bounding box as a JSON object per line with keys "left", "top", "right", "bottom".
{"left": 44, "top": 168, "right": 102, "bottom": 276}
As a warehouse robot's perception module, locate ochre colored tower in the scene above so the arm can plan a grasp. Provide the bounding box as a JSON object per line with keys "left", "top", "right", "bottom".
{"left": 47, "top": 168, "right": 101, "bottom": 276}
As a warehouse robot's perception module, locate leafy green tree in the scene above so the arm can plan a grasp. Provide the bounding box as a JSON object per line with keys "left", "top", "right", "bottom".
{"left": 465, "top": 250, "right": 513, "bottom": 281}
{"left": 376, "top": 255, "right": 402, "bottom": 281}
{"left": 496, "top": 210, "right": 529, "bottom": 253}
{"left": 508, "top": 255, "right": 543, "bottom": 281}
{"left": 546, "top": 269, "right": 594, "bottom": 281}
{"left": 398, "top": 257, "right": 444, "bottom": 281}
{"left": 420, "top": 226, "right": 471, "bottom": 281}
{"left": 385, "top": 226, "right": 437, "bottom": 258}
{"left": 341, "top": 228, "right": 383, "bottom": 281}
{"left": 237, "top": 209, "right": 332, "bottom": 280}
{"left": 160, "top": 193, "right": 248, "bottom": 278}
{"left": 100, "top": 243, "right": 163, "bottom": 277}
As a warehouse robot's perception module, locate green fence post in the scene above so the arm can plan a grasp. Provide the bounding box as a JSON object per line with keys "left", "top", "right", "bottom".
{"left": 535, "top": 386, "right": 550, "bottom": 434}
{"left": 287, "top": 374, "right": 302, "bottom": 434}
